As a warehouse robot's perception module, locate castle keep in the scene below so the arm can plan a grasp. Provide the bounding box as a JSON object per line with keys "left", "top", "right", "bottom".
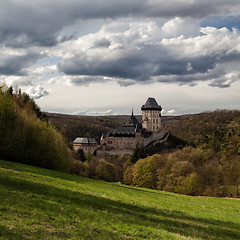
{"left": 73, "top": 97, "right": 169, "bottom": 155}
{"left": 141, "top": 97, "right": 162, "bottom": 132}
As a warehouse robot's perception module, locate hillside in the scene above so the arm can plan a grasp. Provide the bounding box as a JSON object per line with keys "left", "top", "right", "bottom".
{"left": 46, "top": 112, "right": 187, "bottom": 143}
{"left": 167, "top": 110, "right": 240, "bottom": 145}
{"left": 0, "top": 159, "right": 240, "bottom": 240}
{"left": 47, "top": 110, "right": 240, "bottom": 145}
{"left": 46, "top": 113, "right": 120, "bottom": 142}
{"left": 0, "top": 87, "right": 73, "bottom": 171}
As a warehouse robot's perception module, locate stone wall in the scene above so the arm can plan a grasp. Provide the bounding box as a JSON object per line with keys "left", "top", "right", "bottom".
{"left": 143, "top": 128, "right": 169, "bottom": 147}
{"left": 142, "top": 109, "right": 161, "bottom": 132}
{"left": 73, "top": 143, "right": 97, "bottom": 154}
{"left": 97, "top": 149, "right": 133, "bottom": 156}
{"left": 100, "top": 133, "right": 143, "bottom": 151}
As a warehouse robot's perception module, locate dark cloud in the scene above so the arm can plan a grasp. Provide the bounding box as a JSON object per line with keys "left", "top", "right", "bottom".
{"left": 57, "top": 45, "right": 218, "bottom": 84}
{"left": 1, "top": 0, "right": 240, "bottom": 92}
{"left": 57, "top": 19, "right": 240, "bottom": 88}
{"left": 69, "top": 76, "right": 108, "bottom": 86}
{"left": 0, "top": 52, "right": 42, "bottom": 76}
{"left": 1, "top": 0, "right": 240, "bottom": 47}
{"left": 93, "top": 38, "right": 111, "bottom": 48}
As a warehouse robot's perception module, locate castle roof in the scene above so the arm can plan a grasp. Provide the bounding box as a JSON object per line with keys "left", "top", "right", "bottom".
{"left": 73, "top": 138, "right": 97, "bottom": 144}
{"left": 141, "top": 97, "right": 162, "bottom": 111}
{"left": 105, "top": 111, "right": 141, "bottom": 138}
{"left": 106, "top": 126, "right": 136, "bottom": 137}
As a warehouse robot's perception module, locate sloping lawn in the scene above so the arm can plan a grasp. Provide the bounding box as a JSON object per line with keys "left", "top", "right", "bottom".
{"left": 0, "top": 159, "right": 239, "bottom": 239}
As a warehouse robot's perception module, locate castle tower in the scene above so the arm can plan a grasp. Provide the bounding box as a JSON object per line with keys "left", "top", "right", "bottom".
{"left": 141, "top": 97, "right": 162, "bottom": 132}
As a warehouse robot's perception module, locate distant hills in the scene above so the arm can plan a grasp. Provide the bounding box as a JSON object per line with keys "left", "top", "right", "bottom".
{"left": 47, "top": 110, "right": 240, "bottom": 155}
{"left": 46, "top": 112, "right": 189, "bottom": 143}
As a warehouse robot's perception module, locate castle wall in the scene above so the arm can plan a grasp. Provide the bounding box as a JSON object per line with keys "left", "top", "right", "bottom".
{"left": 97, "top": 149, "right": 134, "bottom": 156}
{"left": 142, "top": 110, "right": 161, "bottom": 132}
{"left": 73, "top": 143, "right": 97, "bottom": 154}
{"left": 100, "top": 133, "right": 143, "bottom": 151}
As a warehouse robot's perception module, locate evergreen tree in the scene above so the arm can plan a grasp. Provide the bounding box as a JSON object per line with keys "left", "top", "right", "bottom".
{"left": 131, "top": 143, "right": 147, "bottom": 163}
{"left": 77, "top": 148, "right": 86, "bottom": 162}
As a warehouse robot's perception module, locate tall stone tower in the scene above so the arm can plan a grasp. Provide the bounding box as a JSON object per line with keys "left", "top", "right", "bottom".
{"left": 141, "top": 97, "right": 162, "bottom": 132}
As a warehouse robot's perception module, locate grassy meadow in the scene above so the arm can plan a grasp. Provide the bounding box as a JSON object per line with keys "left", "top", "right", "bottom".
{"left": 0, "top": 159, "right": 239, "bottom": 240}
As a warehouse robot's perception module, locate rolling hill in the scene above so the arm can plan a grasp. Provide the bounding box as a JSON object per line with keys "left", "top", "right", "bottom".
{"left": 1, "top": 159, "right": 239, "bottom": 239}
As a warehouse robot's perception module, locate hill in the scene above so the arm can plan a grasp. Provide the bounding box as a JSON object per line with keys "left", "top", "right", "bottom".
{"left": 167, "top": 110, "right": 240, "bottom": 145}
{"left": 0, "top": 87, "right": 73, "bottom": 171}
{"left": 46, "top": 113, "right": 121, "bottom": 142}
{"left": 46, "top": 112, "right": 187, "bottom": 143}
{"left": 1, "top": 159, "right": 239, "bottom": 240}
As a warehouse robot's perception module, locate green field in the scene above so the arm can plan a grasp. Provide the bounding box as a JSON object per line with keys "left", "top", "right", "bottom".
{"left": 0, "top": 160, "right": 239, "bottom": 239}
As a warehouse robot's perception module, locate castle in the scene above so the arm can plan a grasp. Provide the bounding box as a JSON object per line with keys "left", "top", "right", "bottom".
{"left": 73, "top": 97, "right": 169, "bottom": 155}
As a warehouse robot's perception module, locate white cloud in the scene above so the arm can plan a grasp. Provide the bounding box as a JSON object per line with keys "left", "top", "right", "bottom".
{"left": 1, "top": 0, "right": 240, "bottom": 114}
{"left": 161, "top": 17, "right": 200, "bottom": 38}
{"left": 25, "top": 85, "right": 49, "bottom": 99}
{"left": 167, "top": 109, "right": 177, "bottom": 115}
{"left": 209, "top": 71, "right": 240, "bottom": 88}
{"left": 73, "top": 109, "right": 114, "bottom": 116}
{"left": 56, "top": 20, "right": 240, "bottom": 88}
{"left": 0, "top": 75, "right": 32, "bottom": 89}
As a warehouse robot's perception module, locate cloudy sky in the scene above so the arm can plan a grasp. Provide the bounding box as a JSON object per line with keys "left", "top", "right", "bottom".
{"left": 1, "top": 0, "right": 240, "bottom": 115}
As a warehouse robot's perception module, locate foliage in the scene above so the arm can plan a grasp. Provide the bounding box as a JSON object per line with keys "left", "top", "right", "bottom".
{"left": 69, "top": 123, "right": 240, "bottom": 197}
{"left": 77, "top": 148, "right": 87, "bottom": 162}
{"left": 1, "top": 159, "right": 240, "bottom": 240}
{"left": 131, "top": 143, "right": 147, "bottom": 163}
{"left": 70, "top": 156, "right": 123, "bottom": 182}
{"left": 167, "top": 110, "right": 240, "bottom": 146}
{"left": 132, "top": 155, "right": 160, "bottom": 188}
{"left": 46, "top": 112, "right": 120, "bottom": 142}
{"left": 0, "top": 86, "right": 73, "bottom": 171}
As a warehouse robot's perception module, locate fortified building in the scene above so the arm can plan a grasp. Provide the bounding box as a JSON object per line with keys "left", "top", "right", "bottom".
{"left": 73, "top": 97, "right": 169, "bottom": 155}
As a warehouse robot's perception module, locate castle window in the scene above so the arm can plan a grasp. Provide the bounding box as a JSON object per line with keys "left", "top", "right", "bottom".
{"left": 153, "top": 119, "right": 155, "bottom": 124}
{"left": 156, "top": 119, "right": 158, "bottom": 123}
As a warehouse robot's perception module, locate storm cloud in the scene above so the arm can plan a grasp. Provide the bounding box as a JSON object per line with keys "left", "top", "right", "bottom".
{"left": 1, "top": 0, "right": 240, "bottom": 115}
{"left": 58, "top": 21, "right": 240, "bottom": 88}
{"left": 1, "top": 0, "right": 240, "bottom": 48}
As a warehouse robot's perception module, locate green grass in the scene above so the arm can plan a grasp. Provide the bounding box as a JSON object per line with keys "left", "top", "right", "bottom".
{"left": 0, "top": 160, "right": 239, "bottom": 239}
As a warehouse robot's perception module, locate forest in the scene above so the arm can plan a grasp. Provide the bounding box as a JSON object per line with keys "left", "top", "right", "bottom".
{"left": 0, "top": 85, "right": 73, "bottom": 171}
{"left": 1, "top": 84, "right": 240, "bottom": 198}
{"left": 71, "top": 110, "right": 240, "bottom": 198}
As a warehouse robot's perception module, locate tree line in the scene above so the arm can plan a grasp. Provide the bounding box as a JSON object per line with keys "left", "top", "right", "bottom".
{"left": 0, "top": 85, "right": 73, "bottom": 172}
{"left": 71, "top": 111, "right": 240, "bottom": 198}
{"left": 1, "top": 84, "right": 239, "bottom": 197}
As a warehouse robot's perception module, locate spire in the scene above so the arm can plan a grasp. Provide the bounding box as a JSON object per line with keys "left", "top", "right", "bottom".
{"left": 131, "top": 108, "right": 134, "bottom": 116}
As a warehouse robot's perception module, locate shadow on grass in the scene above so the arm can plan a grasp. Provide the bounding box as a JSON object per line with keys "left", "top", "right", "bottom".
{"left": 1, "top": 172, "right": 240, "bottom": 240}
{"left": 0, "top": 225, "right": 26, "bottom": 240}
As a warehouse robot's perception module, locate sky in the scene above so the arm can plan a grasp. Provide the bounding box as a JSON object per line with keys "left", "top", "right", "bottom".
{"left": 1, "top": 0, "right": 240, "bottom": 116}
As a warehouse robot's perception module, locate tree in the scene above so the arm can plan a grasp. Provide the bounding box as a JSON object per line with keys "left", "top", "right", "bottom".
{"left": 0, "top": 84, "right": 73, "bottom": 172}
{"left": 131, "top": 143, "right": 147, "bottom": 163}
{"left": 77, "top": 148, "right": 86, "bottom": 162}
{"left": 86, "top": 151, "right": 94, "bottom": 162}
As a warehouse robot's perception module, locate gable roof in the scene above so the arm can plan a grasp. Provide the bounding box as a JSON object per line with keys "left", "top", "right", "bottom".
{"left": 105, "top": 111, "right": 141, "bottom": 138}
{"left": 141, "top": 97, "right": 162, "bottom": 111}
{"left": 73, "top": 138, "right": 97, "bottom": 144}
